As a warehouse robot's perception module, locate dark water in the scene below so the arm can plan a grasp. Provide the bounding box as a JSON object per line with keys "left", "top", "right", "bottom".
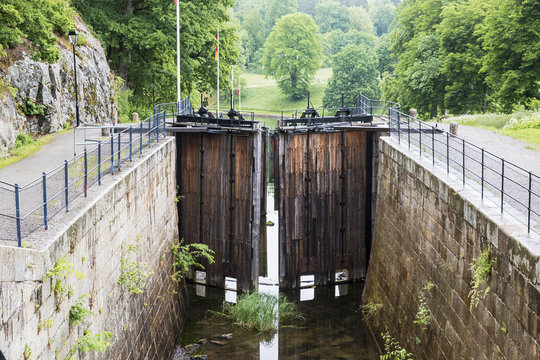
{"left": 179, "top": 283, "right": 379, "bottom": 360}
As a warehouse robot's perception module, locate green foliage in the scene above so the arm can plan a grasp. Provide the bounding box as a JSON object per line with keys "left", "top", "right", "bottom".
{"left": 215, "top": 292, "right": 303, "bottom": 334}
{"left": 118, "top": 239, "right": 154, "bottom": 295}
{"left": 349, "top": 6, "right": 374, "bottom": 35}
{"left": 38, "top": 317, "right": 54, "bottom": 334}
{"left": 0, "top": 0, "right": 75, "bottom": 63}
{"left": 15, "top": 133, "right": 34, "bottom": 149}
{"left": 315, "top": 1, "right": 351, "bottom": 34}
{"left": 23, "top": 343, "right": 32, "bottom": 360}
{"left": 111, "top": 76, "right": 133, "bottom": 123}
{"left": 323, "top": 44, "right": 380, "bottom": 107}
{"left": 360, "top": 300, "right": 383, "bottom": 323}
{"left": 370, "top": 3, "right": 395, "bottom": 37}
{"left": 480, "top": 0, "right": 540, "bottom": 111}
{"left": 380, "top": 332, "right": 413, "bottom": 360}
{"left": 237, "top": 9, "right": 267, "bottom": 72}
{"left": 74, "top": 0, "right": 238, "bottom": 114}
{"left": 69, "top": 294, "right": 93, "bottom": 326}
{"left": 172, "top": 240, "right": 215, "bottom": 281}
{"left": 64, "top": 330, "right": 113, "bottom": 360}
{"left": 266, "top": 0, "right": 298, "bottom": 31}
{"left": 413, "top": 295, "right": 431, "bottom": 331}
{"left": 263, "top": 13, "right": 322, "bottom": 100}
{"left": 469, "top": 250, "right": 493, "bottom": 309}
{"left": 44, "top": 257, "right": 85, "bottom": 307}
{"left": 21, "top": 99, "right": 46, "bottom": 116}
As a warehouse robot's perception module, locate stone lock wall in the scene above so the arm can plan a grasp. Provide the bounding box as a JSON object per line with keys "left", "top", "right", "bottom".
{"left": 0, "top": 138, "right": 186, "bottom": 359}
{"left": 364, "top": 138, "right": 539, "bottom": 359}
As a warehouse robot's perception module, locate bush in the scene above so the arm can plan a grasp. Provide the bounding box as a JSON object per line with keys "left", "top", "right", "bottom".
{"left": 15, "top": 133, "right": 34, "bottom": 148}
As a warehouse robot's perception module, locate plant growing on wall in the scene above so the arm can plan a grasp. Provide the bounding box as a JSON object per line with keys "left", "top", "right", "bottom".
{"left": 468, "top": 250, "right": 493, "bottom": 309}
{"left": 63, "top": 329, "right": 112, "bottom": 360}
{"left": 413, "top": 282, "right": 434, "bottom": 331}
{"left": 118, "top": 238, "right": 154, "bottom": 295}
{"left": 380, "top": 332, "right": 413, "bottom": 360}
{"left": 69, "top": 294, "right": 93, "bottom": 326}
{"left": 44, "top": 256, "right": 85, "bottom": 308}
{"left": 172, "top": 240, "right": 215, "bottom": 281}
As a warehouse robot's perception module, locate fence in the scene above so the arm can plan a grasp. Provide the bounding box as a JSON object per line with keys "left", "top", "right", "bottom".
{"left": 381, "top": 101, "right": 539, "bottom": 235}
{"left": 0, "top": 99, "right": 192, "bottom": 246}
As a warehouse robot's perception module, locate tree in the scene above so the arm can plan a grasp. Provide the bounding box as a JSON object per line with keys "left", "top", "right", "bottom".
{"left": 349, "top": 6, "right": 374, "bottom": 35}
{"left": 263, "top": 13, "right": 322, "bottom": 100}
{"left": 297, "top": 0, "right": 320, "bottom": 17}
{"left": 438, "top": 0, "right": 488, "bottom": 114}
{"left": 266, "top": 0, "right": 297, "bottom": 31}
{"left": 320, "top": 29, "right": 375, "bottom": 66}
{"left": 480, "top": 0, "right": 540, "bottom": 111}
{"left": 323, "top": 44, "right": 380, "bottom": 107}
{"left": 315, "top": 1, "right": 350, "bottom": 34}
{"left": 0, "top": 0, "right": 74, "bottom": 62}
{"left": 238, "top": 9, "right": 266, "bottom": 71}
{"left": 370, "top": 2, "right": 395, "bottom": 36}
{"left": 74, "top": 0, "right": 238, "bottom": 115}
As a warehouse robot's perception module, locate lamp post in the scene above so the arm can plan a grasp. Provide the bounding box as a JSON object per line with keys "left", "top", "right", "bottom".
{"left": 68, "top": 30, "right": 81, "bottom": 127}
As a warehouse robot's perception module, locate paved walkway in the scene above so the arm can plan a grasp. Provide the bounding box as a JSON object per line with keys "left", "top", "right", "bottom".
{"left": 0, "top": 128, "right": 105, "bottom": 186}
{"left": 430, "top": 122, "right": 540, "bottom": 175}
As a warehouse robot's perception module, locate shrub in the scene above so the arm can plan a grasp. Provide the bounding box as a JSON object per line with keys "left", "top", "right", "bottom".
{"left": 469, "top": 250, "right": 493, "bottom": 309}
{"left": 215, "top": 292, "right": 303, "bottom": 334}
{"left": 172, "top": 240, "right": 215, "bottom": 281}
{"left": 380, "top": 332, "right": 413, "bottom": 360}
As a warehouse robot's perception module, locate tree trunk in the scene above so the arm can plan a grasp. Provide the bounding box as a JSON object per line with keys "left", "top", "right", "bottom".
{"left": 430, "top": 103, "right": 437, "bottom": 119}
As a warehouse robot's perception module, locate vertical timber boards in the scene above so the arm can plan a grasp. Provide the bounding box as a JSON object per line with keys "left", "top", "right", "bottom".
{"left": 277, "top": 130, "right": 370, "bottom": 289}
{"left": 176, "top": 130, "right": 262, "bottom": 291}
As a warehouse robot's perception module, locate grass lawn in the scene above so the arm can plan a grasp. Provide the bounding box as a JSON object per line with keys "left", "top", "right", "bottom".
{"left": 209, "top": 68, "right": 332, "bottom": 115}
{"left": 443, "top": 111, "right": 540, "bottom": 151}
{"left": 0, "top": 129, "right": 72, "bottom": 169}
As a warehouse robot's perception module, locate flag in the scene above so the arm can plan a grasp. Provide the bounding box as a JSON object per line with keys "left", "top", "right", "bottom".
{"left": 174, "top": 0, "right": 177, "bottom": 6}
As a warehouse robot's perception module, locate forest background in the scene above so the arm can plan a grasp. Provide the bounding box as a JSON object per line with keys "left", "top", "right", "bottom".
{"left": 0, "top": 0, "right": 538, "bottom": 121}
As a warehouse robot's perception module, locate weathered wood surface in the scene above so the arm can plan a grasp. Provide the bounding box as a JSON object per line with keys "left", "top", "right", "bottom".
{"left": 277, "top": 130, "right": 376, "bottom": 289}
{"left": 176, "top": 129, "right": 264, "bottom": 291}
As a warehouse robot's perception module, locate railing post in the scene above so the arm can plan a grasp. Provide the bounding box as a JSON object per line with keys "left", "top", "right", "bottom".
{"left": 42, "top": 172, "right": 48, "bottom": 230}
{"left": 462, "top": 139, "right": 466, "bottom": 185}
{"left": 397, "top": 111, "right": 401, "bottom": 144}
{"left": 129, "top": 126, "right": 133, "bottom": 162}
{"left": 408, "top": 117, "right": 411, "bottom": 151}
{"left": 15, "top": 184, "right": 21, "bottom": 247}
{"left": 432, "top": 126, "right": 435, "bottom": 165}
{"left": 117, "top": 132, "right": 121, "bottom": 171}
{"left": 84, "top": 148, "right": 88, "bottom": 197}
{"left": 481, "top": 149, "right": 484, "bottom": 199}
{"left": 110, "top": 134, "right": 114, "bottom": 175}
{"left": 64, "top": 160, "right": 69, "bottom": 211}
{"left": 156, "top": 114, "right": 160, "bottom": 141}
{"left": 501, "top": 159, "right": 505, "bottom": 213}
{"left": 419, "top": 121, "right": 422, "bottom": 157}
{"left": 140, "top": 121, "right": 143, "bottom": 154}
{"left": 528, "top": 172, "right": 532, "bottom": 234}
{"left": 149, "top": 118, "right": 152, "bottom": 146}
{"left": 163, "top": 110, "right": 167, "bottom": 137}
{"left": 98, "top": 142, "right": 102, "bottom": 185}
{"left": 446, "top": 132, "right": 449, "bottom": 174}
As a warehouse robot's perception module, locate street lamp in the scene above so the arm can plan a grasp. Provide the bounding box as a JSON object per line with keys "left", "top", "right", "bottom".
{"left": 68, "top": 30, "right": 81, "bottom": 127}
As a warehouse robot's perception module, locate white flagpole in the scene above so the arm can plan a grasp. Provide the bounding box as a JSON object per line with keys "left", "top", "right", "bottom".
{"left": 176, "top": 0, "right": 181, "bottom": 103}
{"left": 238, "top": 77, "right": 241, "bottom": 112}
{"left": 217, "top": 26, "right": 220, "bottom": 117}
{"left": 231, "top": 65, "right": 234, "bottom": 109}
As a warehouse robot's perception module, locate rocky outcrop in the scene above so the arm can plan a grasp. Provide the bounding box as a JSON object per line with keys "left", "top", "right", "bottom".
{"left": 0, "top": 17, "right": 117, "bottom": 156}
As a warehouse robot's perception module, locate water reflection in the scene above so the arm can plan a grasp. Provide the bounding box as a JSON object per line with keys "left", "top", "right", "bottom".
{"left": 178, "top": 184, "right": 378, "bottom": 359}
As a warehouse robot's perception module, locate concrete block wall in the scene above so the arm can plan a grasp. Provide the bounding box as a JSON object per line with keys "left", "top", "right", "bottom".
{"left": 363, "top": 137, "right": 540, "bottom": 359}
{"left": 0, "top": 138, "right": 186, "bottom": 359}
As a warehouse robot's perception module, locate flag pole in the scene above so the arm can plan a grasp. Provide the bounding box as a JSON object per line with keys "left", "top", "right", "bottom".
{"left": 238, "top": 77, "right": 241, "bottom": 112}
{"left": 217, "top": 26, "right": 220, "bottom": 118}
{"left": 231, "top": 65, "right": 234, "bottom": 109}
{"left": 176, "top": 0, "right": 181, "bottom": 103}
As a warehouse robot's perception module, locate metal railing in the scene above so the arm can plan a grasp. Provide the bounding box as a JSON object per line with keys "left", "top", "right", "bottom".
{"left": 363, "top": 95, "right": 540, "bottom": 235}
{"left": 153, "top": 97, "right": 193, "bottom": 119}
{"left": 0, "top": 99, "right": 192, "bottom": 246}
